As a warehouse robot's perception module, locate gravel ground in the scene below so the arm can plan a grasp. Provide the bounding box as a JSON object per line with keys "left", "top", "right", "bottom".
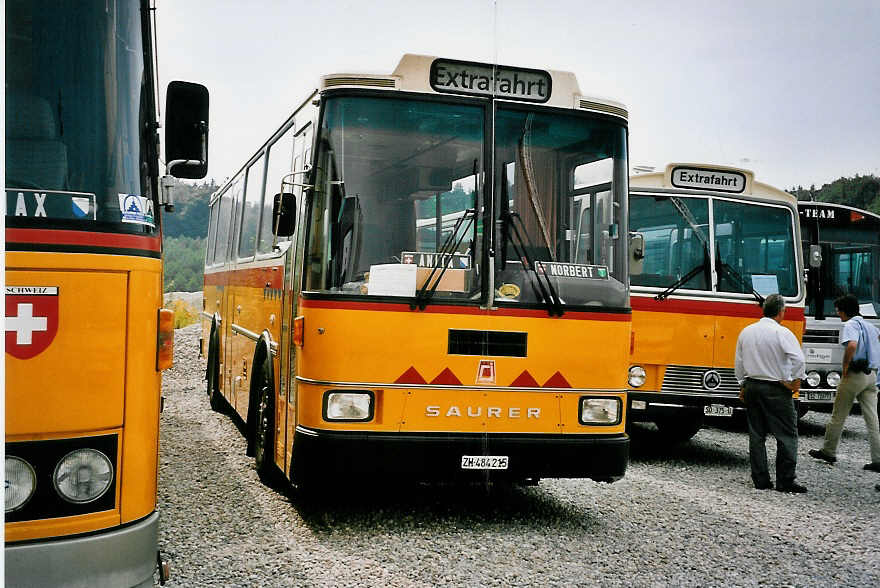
{"left": 159, "top": 324, "right": 880, "bottom": 587}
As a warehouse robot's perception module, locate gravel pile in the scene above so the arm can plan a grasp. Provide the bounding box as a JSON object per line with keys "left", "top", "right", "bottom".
{"left": 159, "top": 324, "right": 880, "bottom": 587}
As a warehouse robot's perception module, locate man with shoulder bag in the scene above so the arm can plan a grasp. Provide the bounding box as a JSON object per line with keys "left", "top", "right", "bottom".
{"left": 809, "top": 294, "right": 880, "bottom": 472}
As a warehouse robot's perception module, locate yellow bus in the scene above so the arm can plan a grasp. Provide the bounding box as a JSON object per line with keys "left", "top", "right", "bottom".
{"left": 627, "top": 164, "right": 805, "bottom": 440}
{"left": 5, "top": 1, "right": 208, "bottom": 585}
{"left": 201, "top": 54, "right": 636, "bottom": 489}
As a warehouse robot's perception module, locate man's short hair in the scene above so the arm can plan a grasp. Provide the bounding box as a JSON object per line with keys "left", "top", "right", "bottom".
{"left": 834, "top": 294, "right": 860, "bottom": 317}
{"left": 762, "top": 293, "right": 786, "bottom": 318}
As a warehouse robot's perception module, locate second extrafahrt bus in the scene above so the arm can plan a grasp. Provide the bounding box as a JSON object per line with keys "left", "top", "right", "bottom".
{"left": 797, "top": 201, "right": 880, "bottom": 411}
{"left": 626, "top": 164, "right": 805, "bottom": 440}
{"left": 201, "top": 54, "right": 638, "bottom": 488}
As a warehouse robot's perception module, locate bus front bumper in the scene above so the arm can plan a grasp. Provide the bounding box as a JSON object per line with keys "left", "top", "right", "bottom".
{"left": 5, "top": 511, "right": 159, "bottom": 588}
{"left": 291, "top": 427, "right": 629, "bottom": 483}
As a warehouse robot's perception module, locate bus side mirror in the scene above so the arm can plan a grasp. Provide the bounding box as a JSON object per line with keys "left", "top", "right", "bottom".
{"left": 165, "top": 81, "right": 209, "bottom": 180}
{"left": 629, "top": 232, "right": 645, "bottom": 275}
{"left": 273, "top": 193, "right": 296, "bottom": 237}
{"left": 809, "top": 244, "right": 822, "bottom": 268}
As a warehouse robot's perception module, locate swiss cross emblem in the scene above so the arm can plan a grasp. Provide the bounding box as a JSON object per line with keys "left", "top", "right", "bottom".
{"left": 5, "top": 286, "right": 59, "bottom": 359}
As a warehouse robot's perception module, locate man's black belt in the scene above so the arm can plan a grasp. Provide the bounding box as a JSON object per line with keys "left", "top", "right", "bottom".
{"left": 745, "top": 378, "right": 788, "bottom": 390}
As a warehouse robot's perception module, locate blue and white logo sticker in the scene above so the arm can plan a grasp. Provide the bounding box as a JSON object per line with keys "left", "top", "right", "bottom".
{"left": 118, "top": 193, "right": 155, "bottom": 227}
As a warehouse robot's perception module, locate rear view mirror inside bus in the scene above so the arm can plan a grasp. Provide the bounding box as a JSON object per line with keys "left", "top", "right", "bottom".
{"left": 165, "top": 81, "right": 209, "bottom": 179}
{"left": 273, "top": 192, "right": 296, "bottom": 237}
{"left": 629, "top": 232, "right": 645, "bottom": 275}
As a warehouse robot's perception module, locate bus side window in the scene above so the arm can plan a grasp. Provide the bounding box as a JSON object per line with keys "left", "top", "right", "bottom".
{"left": 259, "top": 124, "right": 296, "bottom": 253}
{"left": 239, "top": 154, "right": 266, "bottom": 259}
{"left": 206, "top": 200, "right": 219, "bottom": 265}
{"left": 213, "top": 180, "right": 237, "bottom": 265}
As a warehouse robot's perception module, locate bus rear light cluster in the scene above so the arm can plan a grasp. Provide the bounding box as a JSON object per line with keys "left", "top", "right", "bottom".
{"left": 293, "top": 316, "right": 305, "bottom": 347}
{"left": 5, "top": 449, "right": 114, "bottom": 513}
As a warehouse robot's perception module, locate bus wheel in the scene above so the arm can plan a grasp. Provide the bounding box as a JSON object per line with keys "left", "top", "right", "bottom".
{"left": 207, "top": 337, "right": 225, "bottom": 413}
{"left": 655, "top": 412, "right": 703, "bottom": 443}
{"left": 254, "top": 365, "right": 277, "bottom": 485}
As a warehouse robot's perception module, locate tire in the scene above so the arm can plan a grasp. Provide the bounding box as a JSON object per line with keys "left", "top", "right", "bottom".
{"left": 655, "top": 412, "right": 703, "bottom": 443}
{"left": 206, "top": 330, "right": 225, "bottom": 413}
{"left": 253, "top": 358, "right": 278, "bottom": 486}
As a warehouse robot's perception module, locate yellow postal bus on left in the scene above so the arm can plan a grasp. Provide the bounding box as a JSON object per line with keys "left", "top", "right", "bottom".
{"left": 5, "top": 1, "right": 208, "bottom": 586}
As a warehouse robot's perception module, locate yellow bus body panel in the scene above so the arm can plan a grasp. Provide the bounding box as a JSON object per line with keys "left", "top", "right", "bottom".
{"left": 297, "top": 305, "right": 629, "bottom": 436}
{"left": 5, "top": 251, "right": 161, "bottom": 539}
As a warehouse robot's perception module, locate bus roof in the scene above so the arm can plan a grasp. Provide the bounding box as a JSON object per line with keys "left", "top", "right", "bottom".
{"left": 630, "top": 163, "right": 795, "bottom": 206}
{"left": 320, "top": 54, "right": 628, "bottom": 120}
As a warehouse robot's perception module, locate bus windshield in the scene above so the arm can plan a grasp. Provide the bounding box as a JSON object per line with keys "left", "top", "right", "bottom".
{"left": 5, "top": 0, "right": 156, "bottom": 234}
{"left": 493, "top": 106, "right": 629, "bottom": 310}
{"left": 631, "top": 195, "right": 798, "bottom": 297}
{"left": 807, "top": 226, "right": 880, "bottom": 317}
{"left": 305, "top": 96, "right": 484, "bottom": 300}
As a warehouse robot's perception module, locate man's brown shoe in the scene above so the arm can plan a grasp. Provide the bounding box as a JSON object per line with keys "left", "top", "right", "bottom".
{"left": 776, "top": 482, "right": 808, "bottom": 493}
{"left": 863, "top": 462, "right": 880, "bottom": 472}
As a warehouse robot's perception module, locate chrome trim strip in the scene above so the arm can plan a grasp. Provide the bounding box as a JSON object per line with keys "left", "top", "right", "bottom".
{"left": 294, "top": 375, "right": 623, "bottom": 394}
{"left": 295, "top": 425, "right": 319, "bottom": 437}
{"left": 199, "top": 311, "right": 213, "bottom": 321}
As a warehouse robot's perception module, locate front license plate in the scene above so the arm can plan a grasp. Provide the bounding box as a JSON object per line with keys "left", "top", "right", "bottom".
{"left": 704, "top": 404, "right": 734, "bottom": 417}
{"left": 461, "top": 455, "right": 509, "bottom": 470}
{"left": 804, "top": 391, "right": 834, "bottom": 402}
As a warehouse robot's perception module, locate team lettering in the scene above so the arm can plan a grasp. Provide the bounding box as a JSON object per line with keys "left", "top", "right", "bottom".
{"left": 426, "top": 405, "right": 541, "bottom": 419}
{"left": 800, "top": 208, "right": 835, "bottom": 220}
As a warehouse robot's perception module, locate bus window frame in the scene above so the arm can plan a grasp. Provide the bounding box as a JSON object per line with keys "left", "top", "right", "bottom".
{"left": 256, "top": 121, "right": 298, "bottom": 258}
{"left": 300, "top": 89, "right": 491, "bottom": 304}
{"left": 237, "top": 152, "right": 268, "bottom": 262}
{"left": 630, "top": 189, "right": 803, "bottom": 302}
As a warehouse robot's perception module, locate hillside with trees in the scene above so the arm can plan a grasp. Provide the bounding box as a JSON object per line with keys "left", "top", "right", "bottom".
{"left": 789, "top": 174, "right": 880, "bottom": 215}
{"left": 162, "top": 179, "right": 217, "bottom": 292}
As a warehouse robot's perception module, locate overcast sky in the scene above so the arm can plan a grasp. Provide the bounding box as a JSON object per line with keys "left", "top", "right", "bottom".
{"left": 156, "top": 0, "right": 880, "bottom": 190}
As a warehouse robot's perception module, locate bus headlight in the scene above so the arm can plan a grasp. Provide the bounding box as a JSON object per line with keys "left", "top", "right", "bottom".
{"left": 5, "top": 456, "right": 37, "bottom": 512}
{"left": 628, "top": 366, "right": 646, "bottom": 388}
{"left": 805, "top": 371, "right": 821, "bottom": 388}
{"left": 579, "top": 397, "right": 622, "bottom": 425}
{"left": 53, "top": 449, "right": 114, "bottom": 504}
{"left": 826, "top": 371, "right": 841, "bottom": 388}
{"left": 324, "top": 391, "right": 374, "bottom": 421}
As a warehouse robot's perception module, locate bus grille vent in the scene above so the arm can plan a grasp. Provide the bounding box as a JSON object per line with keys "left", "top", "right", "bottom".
{"left": 578, "top": 99, "right": 628, "bottom": 120}
{"left": 448, "top": 330, "right": 527, "bottom": 357}
{"left": 803, "top": 328, "right": 839, "bottom": 344}
{"left": 660, "top": 365, "right": 739, "bottom": 395}
{"left": 322, "top": 76, "right": 397, "bottom": 89}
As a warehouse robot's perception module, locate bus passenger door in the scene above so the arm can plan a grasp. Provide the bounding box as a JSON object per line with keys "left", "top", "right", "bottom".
{"left": 282, "top": 121, "right": 312, "bottom": 477}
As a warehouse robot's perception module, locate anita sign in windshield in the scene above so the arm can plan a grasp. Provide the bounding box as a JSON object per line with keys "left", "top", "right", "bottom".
{"left": 430, "top": 59, "right": 551, "bottom": 103}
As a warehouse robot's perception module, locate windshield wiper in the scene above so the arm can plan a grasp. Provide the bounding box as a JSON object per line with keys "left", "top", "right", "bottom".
{"left": 411, "top": 208, "right": 475, "bottom": 311}
{"left": 502, "top": 209, "right": 564, "bottom": 316}
{"left": 655, "top": 245, "right": 710, "bottom": 301}
{"left": 715, "top": 245, "right": 764, "bottom": 306}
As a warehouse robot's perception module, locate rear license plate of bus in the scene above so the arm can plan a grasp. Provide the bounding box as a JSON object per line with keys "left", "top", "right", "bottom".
{"left": 804, "top": 391, "right": 834, "bottom": 402}
{"left": 704, "top": 404, "right": 734, "bottom": 417}
{"left": 461, "top": 455, "right": 509, "bottom": 470}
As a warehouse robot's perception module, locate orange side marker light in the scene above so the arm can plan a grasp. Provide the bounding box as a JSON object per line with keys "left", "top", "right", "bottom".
{"left": 293, "top": 316, "right": 305, "bottom": 347}
{"left": 157, "top": 308, "right": 174, "bottom": 371}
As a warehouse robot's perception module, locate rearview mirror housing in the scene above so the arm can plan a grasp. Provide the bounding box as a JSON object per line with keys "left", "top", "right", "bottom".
{"left": 273, "top": 193, "right": 297, "bottom": 237}
{"left": 165, "top": 81, "right": 209, "bottom": 179}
